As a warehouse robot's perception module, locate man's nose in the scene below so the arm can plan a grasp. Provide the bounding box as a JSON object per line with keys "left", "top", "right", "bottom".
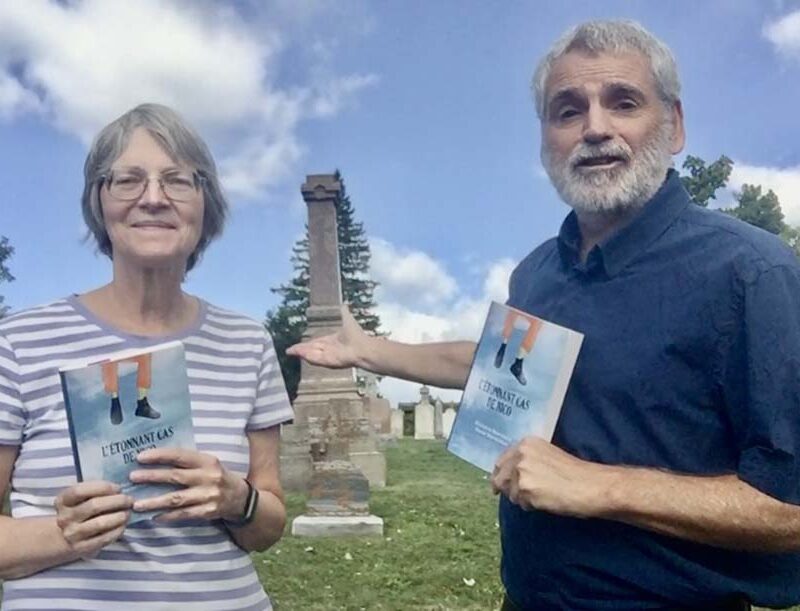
{"left": 582, "top": 104, "right": 613, "bottom": 144}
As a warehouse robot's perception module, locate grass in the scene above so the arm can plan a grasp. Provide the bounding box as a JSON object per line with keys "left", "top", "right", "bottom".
{"left": 259, "top": 439, "right": 800, "bottom": 611}
{"left": 2, "top": 441, "right": 798, "bottom": 609}
{"left": 257, "top": 439, "right": 505, "bottom": 610}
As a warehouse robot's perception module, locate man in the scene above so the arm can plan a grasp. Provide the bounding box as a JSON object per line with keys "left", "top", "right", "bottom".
{"left": 289, "top": 20, "right": 800, "bottom": 611}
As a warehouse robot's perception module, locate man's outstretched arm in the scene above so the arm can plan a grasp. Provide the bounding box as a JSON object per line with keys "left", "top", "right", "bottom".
{"left": 287, "top": 306, "right": 476, "bottom": 389}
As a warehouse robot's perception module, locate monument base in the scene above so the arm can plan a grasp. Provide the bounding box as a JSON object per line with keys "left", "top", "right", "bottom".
{"left": 291, "top": 515, "right": 384, "bottom": 537}
{"left": 350, "top": 451, "right": 386, "bottom": 488}
{"left": 279, "top": 423, "right": 312, "bottom": 492}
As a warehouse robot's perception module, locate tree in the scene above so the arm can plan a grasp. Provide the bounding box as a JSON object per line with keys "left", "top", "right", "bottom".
{"left": 781, "top": 226, "right": 800, "bottom": 257}
{"left": 680, "top": 155, "right": 799, "bottom": 256}
{"left": 0, "top": 236, "right": 15, "bottom": 319}
{"left": 727, "top": 185, "right": 785, "bottom": 236}
{"left": 266, "top": 172, "right": 381, "bottom": 400}
{"left": 680, "top": 155, "right": 733, "bottom": 208}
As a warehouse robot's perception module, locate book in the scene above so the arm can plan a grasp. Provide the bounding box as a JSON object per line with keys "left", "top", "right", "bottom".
{"left": 60, "top": 340, "right": 195, "bottom": 522}
{"left": 446, "top": 302, "right": 583, "bottom": 472}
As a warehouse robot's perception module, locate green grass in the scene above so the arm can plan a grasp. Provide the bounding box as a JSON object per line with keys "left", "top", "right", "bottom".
{"left": 2, "top": 441, "right": 798, "bottom": 610}
{"left": 257, "top": 439, "right": 505, "bottom": 610}
{"left": 259, "top": 439, "right": 800, "bottom": 611}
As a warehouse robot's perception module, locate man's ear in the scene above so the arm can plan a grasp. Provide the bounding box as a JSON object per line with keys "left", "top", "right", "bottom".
{"left": 670, "top": 100, "right": 686, "bottom": 155}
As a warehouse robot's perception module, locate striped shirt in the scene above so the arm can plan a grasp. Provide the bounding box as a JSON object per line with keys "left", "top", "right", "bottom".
{"left": 0, "top": 296, "right": 294, "bottom": 610}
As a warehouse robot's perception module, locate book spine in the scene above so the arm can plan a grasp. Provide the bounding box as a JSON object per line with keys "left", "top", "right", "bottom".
{"left": 59, "top": 373, "right": 84, "bottom": 482}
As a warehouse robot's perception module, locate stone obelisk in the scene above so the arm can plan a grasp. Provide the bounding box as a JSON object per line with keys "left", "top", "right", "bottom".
{"left": 294, "top": 174, "right": 364, "bottom": 405}
{"left": 283, "top": 174, "right": 384, "bottom": 536}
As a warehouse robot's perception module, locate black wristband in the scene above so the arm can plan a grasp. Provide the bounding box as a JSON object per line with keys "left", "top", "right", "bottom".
{"left": 223, "top": 478, "right": 259, "bottom": 528}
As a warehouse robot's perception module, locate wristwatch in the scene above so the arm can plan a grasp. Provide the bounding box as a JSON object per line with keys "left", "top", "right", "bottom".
{"left": 223, "top": 478, "right": 259, "bottom": 528}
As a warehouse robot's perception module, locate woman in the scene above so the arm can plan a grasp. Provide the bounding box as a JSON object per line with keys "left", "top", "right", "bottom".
{"left": 0, "top": 103, "right": 293, "bottom": 609}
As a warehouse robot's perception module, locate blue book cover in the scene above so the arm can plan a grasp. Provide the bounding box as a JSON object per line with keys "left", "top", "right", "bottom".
{"left": 59, "top": 341, "right": 195, "bottom": 523}
{"left": 447, "top": 302, "right": 583, "bottom": 472}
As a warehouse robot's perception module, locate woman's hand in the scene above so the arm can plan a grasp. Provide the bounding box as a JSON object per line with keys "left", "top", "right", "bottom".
{"left": 129, "top": 448, "right": 248, "bottom": 522}
{"left": 286, "top": 305, "right": 369, "bottom": 369}
{"left": 54, "top": 481, "right": 133, "bottom": 560}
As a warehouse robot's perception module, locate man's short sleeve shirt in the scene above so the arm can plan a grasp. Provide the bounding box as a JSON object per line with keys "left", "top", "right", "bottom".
{"left": 502, "top": 170, "right": 800, "bottom": 609}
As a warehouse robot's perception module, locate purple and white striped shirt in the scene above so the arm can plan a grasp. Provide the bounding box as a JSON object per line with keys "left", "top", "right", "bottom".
{"left": 0, "top": 296, "right": 293, "bottom": 610}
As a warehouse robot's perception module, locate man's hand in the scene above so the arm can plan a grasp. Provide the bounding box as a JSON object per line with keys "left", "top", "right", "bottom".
{"left": 130, "top": 448, "right": 249, "bottom": 522}
{"left": 286, "top": 305, "right": 369, "bottom": 369}
{"left": 491, "top": 436, "right": 616, "bottom": 518}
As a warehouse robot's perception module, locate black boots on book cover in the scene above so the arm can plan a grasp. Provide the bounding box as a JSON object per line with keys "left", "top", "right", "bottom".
{"left": 509, "top": 358, "right": 527, "bottom": 386}
{"left": 135, "top": 396, "right": 161, "bottom": 420}
{"left": 110, "top": 396, "right": 123, "bottom": 425}
{"left": 109, "top": 396, "right": 161, "bottom": 424}
{"left": 495, "top": 343, "right": 527, "bottom": 385}
{"left": 494, "top": 343, "right": 507, "bottom": 369}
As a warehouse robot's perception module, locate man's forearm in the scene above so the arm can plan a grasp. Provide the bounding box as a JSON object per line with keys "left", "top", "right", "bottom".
{"left": 359, "top": 338, "right": 475, "bottom": 389}
{"left": 599, "top": 467, "right": 800, "bottom": 552}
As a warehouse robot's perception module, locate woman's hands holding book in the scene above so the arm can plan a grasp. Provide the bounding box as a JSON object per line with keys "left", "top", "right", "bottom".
{"left": 54, "top": 481, "right": 133, "bottom": 559}
{"left": 129, "top": 448, "right": 250, "bottom": 522}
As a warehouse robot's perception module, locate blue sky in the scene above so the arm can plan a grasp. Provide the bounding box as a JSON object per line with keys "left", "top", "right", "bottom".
{"left": 2, "top": 0, "right": 800, "bottom": 402}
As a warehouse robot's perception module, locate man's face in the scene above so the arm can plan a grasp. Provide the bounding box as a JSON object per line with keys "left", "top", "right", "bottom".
{"left": 540, "top": 50, "right": 685, "bottom": 215}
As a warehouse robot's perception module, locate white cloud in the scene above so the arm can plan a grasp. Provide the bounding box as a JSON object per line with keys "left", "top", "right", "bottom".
{"left": 307, "top": 74, "right": 379, "bottom": 118}
{"left": 370, "top": 239, "right": 515, "bottom": 404}
{"left": 370, "top": 238, "right": 458, "bottom": 308}
{"left": 764, "top": 10, "right": 800, "bottom": 60}
{"left": 220, "top": 134, "right": 304, "bottom": 200}
{"left": 729, "top": 162, "right": 800, "bottom": 226}
{"left": 0, "top": 0, "right": 377, "bottom": 201}
{"left": 482, "top": 258, "right": 516, "bottom": 302}
{"left": 0, "top": 72, "right": 43, "bottom": 119}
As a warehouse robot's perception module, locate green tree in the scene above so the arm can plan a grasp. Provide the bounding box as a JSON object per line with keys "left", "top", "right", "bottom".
{"left": 265, "top": 172, "right": 381, "bottom": 400}
{"left": 0, "top": 236, "right": 15, "bottom": 319}
{"left": 781, "top": 226, "right": 800, "bottom": 257}
{"left": 727, "top": 185, "right": 785, "bottom": 236}
{"left": 680, "top": 155, "right": 798, "bottom": 256}
{"left": 680, "top": 155, "right": 733, "bottom": 207}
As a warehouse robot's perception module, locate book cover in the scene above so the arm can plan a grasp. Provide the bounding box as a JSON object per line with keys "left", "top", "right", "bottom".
{"left": 447, "top": 302, "right": 583, "bottom": 472}
{"left": 60, "top": 340, "right": 195, "bottom": 523}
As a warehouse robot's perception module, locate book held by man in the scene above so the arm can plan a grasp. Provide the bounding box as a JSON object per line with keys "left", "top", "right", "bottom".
{"left": 59, "top": 340, "right": 195, "bottom": 522}
{"left": 447, "top": 302, "right": 583, "bottom": 472}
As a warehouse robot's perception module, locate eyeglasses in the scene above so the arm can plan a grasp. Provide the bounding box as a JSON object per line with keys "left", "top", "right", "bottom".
{"left": 101, "top": 170, "right": 204, "bottom": 202}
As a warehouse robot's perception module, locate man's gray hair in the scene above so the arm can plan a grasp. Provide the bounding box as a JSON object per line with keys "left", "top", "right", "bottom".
{"left": 532, "top": 20, "right": 681, "bottom": 120}
{"left": 81, "top": 103, "right": 229, "bottom": 272}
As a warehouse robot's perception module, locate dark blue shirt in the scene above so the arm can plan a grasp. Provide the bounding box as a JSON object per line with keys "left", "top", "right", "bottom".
{"left": 502, "top": 170, "right": 800, "bottom": 610}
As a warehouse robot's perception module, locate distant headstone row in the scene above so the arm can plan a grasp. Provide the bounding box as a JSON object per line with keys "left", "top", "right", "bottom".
{"left": 392, "top": 385, "right": 457, "bottom": 440}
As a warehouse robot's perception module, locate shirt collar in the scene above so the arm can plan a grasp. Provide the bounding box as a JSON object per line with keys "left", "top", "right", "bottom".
{"left": 556, "top": 169, "right": 690, "bottom": 277}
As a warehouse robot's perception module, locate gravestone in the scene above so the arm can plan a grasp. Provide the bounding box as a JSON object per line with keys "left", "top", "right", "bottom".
{"left": 414, "top": 386, "right": 435, "bottom": 440}
{"left": 442, "top": 406, "right": 456, "bottom": 439}
{"left": 358, "top": 368, "right": 380, "bottom": 398}
{"left": 433, "top": 399, "right": 444, "bottom": 439}
{"left": 281, "top": 174, "right": 385, "bottom": 537}
{"left": 292, "top": 400, "right": 383, "bottom": 536}
{"left": 366, "top": 396, "right": 392, "bottom": 435}
{"left": 390, "top": 409, "right": 405, "bottom": 438}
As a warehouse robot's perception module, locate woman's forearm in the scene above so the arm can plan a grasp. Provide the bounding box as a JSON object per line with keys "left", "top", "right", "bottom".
{"left": 0, "top": 515, "right": 79, "bottom": 579}
{"left": 226, "top": 489, "right": 286, "bottom": 553}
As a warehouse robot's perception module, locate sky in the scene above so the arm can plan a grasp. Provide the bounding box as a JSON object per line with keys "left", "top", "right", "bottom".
{"left": 2, "top": 0, "right": 800, "bottom": 404}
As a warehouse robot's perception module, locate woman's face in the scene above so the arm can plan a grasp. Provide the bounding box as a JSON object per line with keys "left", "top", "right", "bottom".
{"left": 100, "top": 127, "right": 205, "bottom": 273}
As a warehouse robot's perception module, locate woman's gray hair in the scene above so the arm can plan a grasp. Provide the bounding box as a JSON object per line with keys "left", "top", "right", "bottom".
{"left": 81, "top": 103, "right": 229, "bottom": 272}
{"left": 532, "top": 20, "right": 681, "bottom": 120}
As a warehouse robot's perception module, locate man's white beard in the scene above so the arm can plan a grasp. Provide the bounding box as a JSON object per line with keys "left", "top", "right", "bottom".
{"left": 542, "top": 120, "right": 675, "bottom": 215}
